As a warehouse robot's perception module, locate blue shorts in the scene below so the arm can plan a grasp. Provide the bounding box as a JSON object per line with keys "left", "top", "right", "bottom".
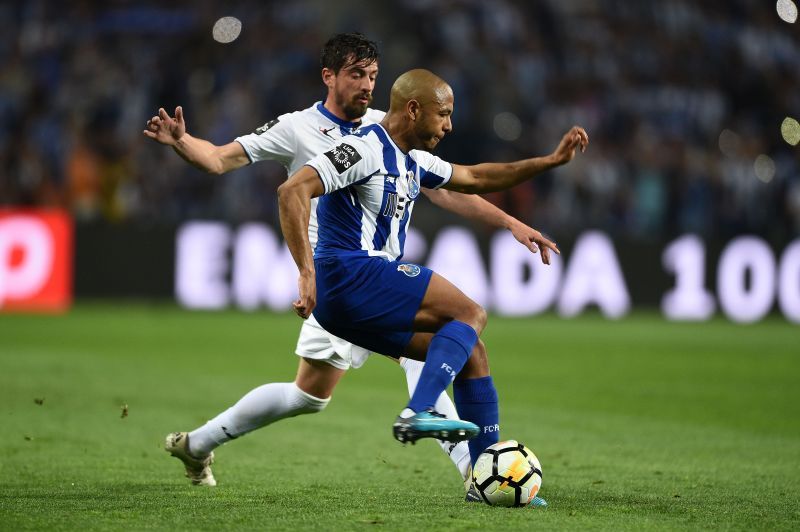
{"left": 312, "top": 253, "right": 433, "bottom": 357}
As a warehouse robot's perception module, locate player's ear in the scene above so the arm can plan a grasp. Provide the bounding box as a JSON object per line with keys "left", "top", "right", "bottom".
{"left": 407, "top": 99, "right": 421, "bottom": 121}
{"left": 321, "top": 68, "right": 336, "bottom": 89}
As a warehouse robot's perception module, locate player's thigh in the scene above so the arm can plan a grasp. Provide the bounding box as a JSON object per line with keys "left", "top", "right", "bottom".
{"left": 403, "top": 332, "right": 434, "bottom": 361}
{"left": 294, "top": 357, "right": 346, "bottom": 399}
{"left": 413, "top": 272, "right": 487, "bottom": 333}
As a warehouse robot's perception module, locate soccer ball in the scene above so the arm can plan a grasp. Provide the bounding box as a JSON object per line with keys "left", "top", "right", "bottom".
{"left": 471, "top": 440, "right": 543, "bottom": 507}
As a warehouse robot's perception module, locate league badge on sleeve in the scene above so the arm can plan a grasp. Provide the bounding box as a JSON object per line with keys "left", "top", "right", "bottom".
{"left": 255, "top": 118, "right": 279, "bottom": 135}
{"left": 397, "top": 263, "right": 421, "bottom": 277}
{"left": 324, "top": 143, "right": 363, "bottom": 174}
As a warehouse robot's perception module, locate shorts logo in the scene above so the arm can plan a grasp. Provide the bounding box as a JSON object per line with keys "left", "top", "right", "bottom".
{"left": 324, "top": 143, "right": 362, "bottom": 174}
{"left": 255, "top": 118, "right": 278, "bottom": 135}
{"left": 397, "top": 263, "right": 421, "bottom": 277}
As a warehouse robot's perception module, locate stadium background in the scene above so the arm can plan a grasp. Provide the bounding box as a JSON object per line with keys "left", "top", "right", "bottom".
{"left": 0, "top": 0, "right": 798, "bottom": 321}
{"left": 1, "top": 1, "right": 799, "bottom": 529}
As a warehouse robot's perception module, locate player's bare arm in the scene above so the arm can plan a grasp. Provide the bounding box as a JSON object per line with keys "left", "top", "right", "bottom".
{"left": 421, "top": 188, "right": 558, "bottom": 263}
{"left": 143, "top": 106, "right": 250, "bottom": 175}
{"left": 277, "top": 166, "right": 325, "bottom": 319}
{"left": 444, "top": 126, "right": 589, "bottom": 195}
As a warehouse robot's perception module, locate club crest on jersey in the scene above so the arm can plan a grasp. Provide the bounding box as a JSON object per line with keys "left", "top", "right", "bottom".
{"left": 255, "top": 118, "right": 278, "bottom": 135}
{"left": 406, "top": 170, "right": 420, "bottom": 199}
{"left": 397, "top": 263, "right": 421, "bottom": 277}
{"left": 324, "top": 143, "right": 362, "bottom": 174}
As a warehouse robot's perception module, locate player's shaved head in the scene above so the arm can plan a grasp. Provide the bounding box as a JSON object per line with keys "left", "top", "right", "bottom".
{"left": 381, "top": 69, "right": 454, "bottom": 152}
{"left": 389, "top": 69, "right": 452, "bottom": 111}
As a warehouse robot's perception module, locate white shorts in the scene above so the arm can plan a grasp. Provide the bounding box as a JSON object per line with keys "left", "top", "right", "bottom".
{"left": 294, "top": 314, "right": 371, "bottom": 370}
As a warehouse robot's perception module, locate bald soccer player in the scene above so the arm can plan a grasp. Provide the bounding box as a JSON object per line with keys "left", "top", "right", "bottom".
{"left": 278, "top": 69, "right": 588, "bottom": 506}
{"left": 148, "top": 35, "right": 554, "bottom": 498}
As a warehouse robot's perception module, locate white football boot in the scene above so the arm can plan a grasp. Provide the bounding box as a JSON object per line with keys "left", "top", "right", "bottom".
{"left": 165, "top": 432, "right": 216, "bottom": 486}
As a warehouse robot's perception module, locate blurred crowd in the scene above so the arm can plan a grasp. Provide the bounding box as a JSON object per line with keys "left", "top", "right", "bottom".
{"left": 1, "top": 0, "right": 799, "bottom": 241}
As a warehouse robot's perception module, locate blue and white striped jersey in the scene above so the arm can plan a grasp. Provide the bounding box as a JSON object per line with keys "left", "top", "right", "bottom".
{"left": 306, "top": 124, "right": 453, "bottom": 262}
{"left": 235, "top": 102, "right": 385, "bottom": 248}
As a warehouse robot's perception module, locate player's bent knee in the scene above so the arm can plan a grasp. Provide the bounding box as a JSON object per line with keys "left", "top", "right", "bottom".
{"left": 467, "top": 304, "right": 488, "bottom": 334}
{"left": 290, "top": 383, "right": 330, "bottom": 415}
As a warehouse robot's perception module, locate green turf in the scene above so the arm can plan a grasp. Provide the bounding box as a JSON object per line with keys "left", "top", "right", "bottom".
{"left": 1, "top": 304, "right": 798, "bottom": 530}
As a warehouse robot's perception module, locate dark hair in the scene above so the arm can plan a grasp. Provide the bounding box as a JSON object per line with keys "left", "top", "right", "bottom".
{"left": 320, "top": 32, "right": 380, "bottom": 73}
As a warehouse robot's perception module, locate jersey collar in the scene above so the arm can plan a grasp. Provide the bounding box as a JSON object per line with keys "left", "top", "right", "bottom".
{"left": 316, "top": 102, "right": 362, "bottom": 130}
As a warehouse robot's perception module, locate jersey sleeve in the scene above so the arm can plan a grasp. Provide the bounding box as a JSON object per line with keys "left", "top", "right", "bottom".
{"left": 234, "top": 113, "right": 296, "bottom": 166}
{"left": 306, "top": 136, "right": 380, "bottom": 194}
{"left": 410, "top": 150, "right": 453, "bottom": 189}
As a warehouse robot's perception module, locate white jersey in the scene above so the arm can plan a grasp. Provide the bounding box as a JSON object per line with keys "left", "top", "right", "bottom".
{"left": 307, "top": 124, "right": 453, "bottom": 261}
{"left": 235, "top": 102, "right": 386, "bottom": 248}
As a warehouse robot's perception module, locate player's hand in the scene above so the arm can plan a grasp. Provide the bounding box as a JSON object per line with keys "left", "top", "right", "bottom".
{"left": 293, "top": 271, "right": 316, "bottom": 319}
{"left": 143, "top": 106, "right": 186, "bottom": 146}
{"left": 531, "top": 230, "right": 559, "bottom": 265}
{"left": 510, "top": 221, "right": 560, "bottom": 265}
{"left": 551, "top": 125, "right": 589, "bottom": 165}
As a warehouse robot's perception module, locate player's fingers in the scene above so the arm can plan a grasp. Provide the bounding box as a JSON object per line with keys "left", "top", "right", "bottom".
{"left": 578, "top": 128, "right": 589, "bottom": 151}
{"left": 545, "top": 240, "right": 560, "bottom": 255}
{"left": 158, "top": 107, "right": 169, "bottom": 120}
{"left": 175, "top": 106, "right": 183, "bottom": 122}
{"left": 143, "top": 130, "right": 156, "bottom": 139}
{"left": 571, "top": 127, "right": 588, "bottom": 152}
{"left": 539, "top": 236, "right": 560, "bottom": 255}
{"left": 541, "top": 246, "right": 551, "bottom": 265}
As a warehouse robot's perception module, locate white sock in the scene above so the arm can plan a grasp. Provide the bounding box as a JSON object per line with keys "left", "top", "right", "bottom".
{"left": 400, "top": 357, "right": 472, "bottom": 481}
{"left": 188, "top": 382, "right": 329, "bottom": 456}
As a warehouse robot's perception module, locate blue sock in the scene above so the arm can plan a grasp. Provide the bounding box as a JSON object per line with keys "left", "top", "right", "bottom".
{"left": 407, "top": 320, "right": 478, "bottom": 413}
{"left": 453, "top": 376, "right": 499, "bottom": 465}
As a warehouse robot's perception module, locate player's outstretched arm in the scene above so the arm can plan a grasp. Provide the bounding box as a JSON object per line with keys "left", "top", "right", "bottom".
{"left": 277, "top": 166, "right": 325, "bottom": 319}
{"left": 143, "top": 106, "right": 250, "bottom": 175}
{"left": 421, "top": 188, "right": 559, "bottom": 264}
{"left": 445, "top": 126, "right": 589, "bottom": 194}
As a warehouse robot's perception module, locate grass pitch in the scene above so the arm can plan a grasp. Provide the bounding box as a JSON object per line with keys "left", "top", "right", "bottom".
{"left": 0, "top": 304, "right": 798, "bottom": 530}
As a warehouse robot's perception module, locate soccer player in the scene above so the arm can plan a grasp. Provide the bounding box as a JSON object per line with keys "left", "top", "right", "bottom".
{"left": 144, "top": 33, "right": 553, "bottom": 494}
{"left": 277, "top": 68, "right": 588, "bottom": 506}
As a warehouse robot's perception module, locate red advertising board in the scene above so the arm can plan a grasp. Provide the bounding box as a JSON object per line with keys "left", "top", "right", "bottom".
{"left": 0, "top": 209, "right": 73, "bottom": 312}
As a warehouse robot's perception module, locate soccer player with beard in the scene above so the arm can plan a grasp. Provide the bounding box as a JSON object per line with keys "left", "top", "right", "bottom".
{"left": 144, "top": 33, "right": 550, "bottom": 497}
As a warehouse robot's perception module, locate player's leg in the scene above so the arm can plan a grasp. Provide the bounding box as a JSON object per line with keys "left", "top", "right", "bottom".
{"left": 166, "top": 318, "right": 345, "bottom": 486}
{"left": 402, "top": 271, "right": 487, "bottom": 412}
{"left": 313, "top": 259, "right": 487, "bottom": 444}
{"left": 185, "top": 314, "right": 345, "bottom": 454}
{"left": 399, "top": 356, "right": 471, "bottom": 481}
{"left": 402, "top": 333, "right": 500, "bottom": 464}
{"left": 401, "top": 273, "right": 501, "bottom": 463}
{"left": 188, "top": 357, "right": 340, "bottom": 451}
